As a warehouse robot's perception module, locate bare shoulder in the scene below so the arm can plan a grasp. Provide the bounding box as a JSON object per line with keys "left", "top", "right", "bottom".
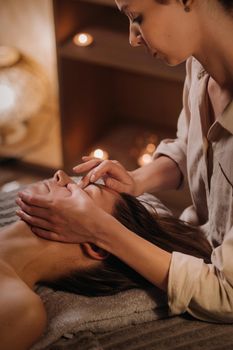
{"left": 0, "top": 276, "right": 47, "bottom": 350}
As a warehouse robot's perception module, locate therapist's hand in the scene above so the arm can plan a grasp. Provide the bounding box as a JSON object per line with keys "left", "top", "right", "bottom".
{"left": 73, "top": 156, "right": 141, "bottom": 195}
{"left": 16, "top": 179, "right": 109, "bottom": 244}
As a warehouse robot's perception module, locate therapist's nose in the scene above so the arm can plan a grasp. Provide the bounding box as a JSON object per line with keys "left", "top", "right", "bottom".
{"left": 129, "top": 25, "right": 143, "bottom": 47}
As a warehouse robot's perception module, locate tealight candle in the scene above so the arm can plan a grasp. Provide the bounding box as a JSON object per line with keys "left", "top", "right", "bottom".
{"left": 138, "top": 153, "right": 153, "bottom": 167}
{"left": 73, "top": 33, "right": 94, "bottom": 47}
{"left": 90, "top": 148, "right": 109, "bottom": 160}
{"left": 146, "top": 143, "right": 156, "bottom": 153}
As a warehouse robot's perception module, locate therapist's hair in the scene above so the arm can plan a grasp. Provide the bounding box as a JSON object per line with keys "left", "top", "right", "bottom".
{"left": 218, "top": 0, "right": 233, "bottom": 10}
{"left": 155, "top": 0, "right": 233, "bottom": 11}
{"left": 45, "top": 193, "right": 212, "bottom": 296}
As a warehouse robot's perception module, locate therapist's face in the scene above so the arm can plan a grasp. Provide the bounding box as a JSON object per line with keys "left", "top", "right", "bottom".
{"left": 115, "top": 0, "right": 200, "bottom": 66}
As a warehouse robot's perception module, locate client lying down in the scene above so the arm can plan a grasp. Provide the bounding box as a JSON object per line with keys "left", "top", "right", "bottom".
{"left": 0, "top": 171, "right": 212, "bottom": 350}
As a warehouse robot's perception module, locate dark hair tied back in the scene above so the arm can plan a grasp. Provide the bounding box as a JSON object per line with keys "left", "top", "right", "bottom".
{"left": 218, "top": 0, "right": 233, "bottom": 10}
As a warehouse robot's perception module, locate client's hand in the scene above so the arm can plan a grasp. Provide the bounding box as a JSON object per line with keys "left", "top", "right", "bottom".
{"left": 15, "top": 171, "right": 109, "bottom": 243}
{"left": 74, "top": 156, "right": 139, "bottom": 195}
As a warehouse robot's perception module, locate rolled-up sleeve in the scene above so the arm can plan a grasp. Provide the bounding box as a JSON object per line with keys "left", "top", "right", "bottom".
{"left": 168, "top": 226, "right": 233, "bottom": 323}
{"left": 153, "top": 58, "right": 193, "bottom": 185}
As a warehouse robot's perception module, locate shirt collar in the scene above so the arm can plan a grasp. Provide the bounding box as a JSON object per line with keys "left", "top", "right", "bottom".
{"left": 217, "top": 100, "right": 233, "bottom": 135}
{"left": 195, "top": 61, "right": 233, "bottom": 136}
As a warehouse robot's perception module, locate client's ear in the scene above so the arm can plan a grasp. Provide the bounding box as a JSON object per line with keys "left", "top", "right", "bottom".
{"left": 82, "top": 243, "right": 110, "bottom": 260}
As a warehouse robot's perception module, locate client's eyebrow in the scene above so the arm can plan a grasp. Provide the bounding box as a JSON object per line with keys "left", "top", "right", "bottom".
{"left": 91, "top": 183, "right": 104, "bottom": 195}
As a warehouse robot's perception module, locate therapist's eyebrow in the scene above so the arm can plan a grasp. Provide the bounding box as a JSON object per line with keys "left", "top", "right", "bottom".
{"left": 120, "top": 5, "right": 129, "bottom": 14}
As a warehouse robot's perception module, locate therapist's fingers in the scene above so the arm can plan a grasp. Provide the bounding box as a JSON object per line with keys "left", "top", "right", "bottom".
{"left": 73, "top": 158, "right": 102, "bottom": 174}
{"left": 85, "top": 160, "right": 128, "bottom": 183}
{"left": 15, "top": 198, "right": 51, "bottom": 220}
{"left": 18, "top": 191, "right": 50, "bottom": 208}
{"left": 77, "top": 174, "right": 93, "bottom": 189}
{"left": 16, "top": 210, "right": 54, "bottom": 231}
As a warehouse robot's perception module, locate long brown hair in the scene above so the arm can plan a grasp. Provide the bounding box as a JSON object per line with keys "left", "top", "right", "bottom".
{"left": 44, "top": 193, "right": 212, "bottom": 296}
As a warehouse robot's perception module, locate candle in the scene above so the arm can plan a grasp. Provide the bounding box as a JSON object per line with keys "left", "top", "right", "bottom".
{"left": 90, "top": 148, "right": 109, "bottom": 160}
{"left": 73, "top": 33, "right": 94, "bottom": 47}
{"left": 138, "top": 153, "right": 153, "bottom": 167}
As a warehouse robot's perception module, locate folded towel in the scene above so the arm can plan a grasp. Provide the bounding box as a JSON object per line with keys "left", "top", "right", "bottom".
{"left": 32, "top": 286, "right": 168, "bottom": 350}
{"left": 0, "top": 186, "right": 171, "bottom": 350}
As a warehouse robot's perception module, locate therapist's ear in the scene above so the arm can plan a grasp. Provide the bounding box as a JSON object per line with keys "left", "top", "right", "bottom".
{"left": 82, "top": 243, "right": 110, "bottom": 260}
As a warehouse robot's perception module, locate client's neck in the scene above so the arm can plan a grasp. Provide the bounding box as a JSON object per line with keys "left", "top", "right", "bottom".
{"left": 0, "top": 221, "right": 85, "bottom": 289}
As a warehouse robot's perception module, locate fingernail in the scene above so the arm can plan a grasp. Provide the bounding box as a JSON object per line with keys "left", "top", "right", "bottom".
{"left": 90, "top": 174, "right": 95, "bottom": 182}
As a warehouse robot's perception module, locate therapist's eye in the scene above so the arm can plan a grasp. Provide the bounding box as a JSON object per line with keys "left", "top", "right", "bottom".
{"left": 132, "top": 15, "right": 143, "bottom": 25}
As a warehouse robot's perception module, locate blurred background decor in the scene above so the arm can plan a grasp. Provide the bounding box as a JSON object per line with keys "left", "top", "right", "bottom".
{"left": 0, "top": 0, "right": 62, "bottom": 172}
{"left": 0, "top": 0, "right": 191, "bottom": 215}
{"left": 0, "top": 46, "right": 48, "bottom": 147}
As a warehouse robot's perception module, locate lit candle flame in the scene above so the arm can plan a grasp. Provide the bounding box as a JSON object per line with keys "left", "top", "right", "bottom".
{"left": 73, "top": 33, "right": 94, "bottom": 47}
{"left": 90, "top": 148, "right": 109, "bottom": 160}
{"left": 138, "top": 153, "right": 153, "bottom": 167}
{"left": 146, "top": 143, "right": 156, "bottom": 153}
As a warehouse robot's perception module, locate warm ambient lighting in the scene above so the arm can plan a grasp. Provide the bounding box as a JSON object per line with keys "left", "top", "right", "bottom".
{"left": 137, "top": 136, "right": 157, "bottom": 167}
{"left": 138, "top": 153, "right": 153, "bottom": 167}
{"left": 0, "top": 46, "right": 48, "bottom": 147}
{"left": 90, "top": 148, "right": 109, "bottom": 160}
{"left": 73, "top": 33, "right": 94, "bottom": 47}
{"left": 0, "top": 84, "right": 15, "bottom": 112}
{"left": 146, "top": 143, "right": 156, "bottom": 153}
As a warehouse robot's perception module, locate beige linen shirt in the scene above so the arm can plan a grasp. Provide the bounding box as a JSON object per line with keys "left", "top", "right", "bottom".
{"left": 154, "top": 57, "right": 233, "bottom": 322}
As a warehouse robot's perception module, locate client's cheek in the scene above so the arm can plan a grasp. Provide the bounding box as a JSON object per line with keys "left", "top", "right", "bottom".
{"left": 26, "top": 182, "right": 49, "bottom": 195}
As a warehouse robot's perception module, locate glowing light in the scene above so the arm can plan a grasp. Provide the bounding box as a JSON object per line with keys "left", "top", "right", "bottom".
{"left": 0, "top": 84, "right": 15, "bottom": 112}
{"left": 146, "top": 143, "right": 156, "bottom": 153}
{"left": 73, "top": 33, "right": 94, "bottom": 47}
{"left": 138, "top": 153, "right": 153, "bottom": 167}
{"left": 90, "top": 148, "right": 109, "bottom": 160}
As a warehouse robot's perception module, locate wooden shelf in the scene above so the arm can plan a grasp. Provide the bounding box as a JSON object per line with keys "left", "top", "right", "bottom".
{"left": 59, "top": 27, "right": 186, "bottom": 82}
{"left": 84, "top": 123, "right": 176, "bottom": 170}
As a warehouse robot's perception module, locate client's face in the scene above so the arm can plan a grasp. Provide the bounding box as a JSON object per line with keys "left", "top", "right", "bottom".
{"left": 28, "top": 170, "right": 119, "bottom": 215}
{"left": 24, "top": 171, "right": 121, "bottom": 280}
{"left": 55, "top": 170, "right": 120, "bottom": 214}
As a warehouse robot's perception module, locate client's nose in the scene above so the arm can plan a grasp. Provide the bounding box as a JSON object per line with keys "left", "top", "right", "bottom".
{"left": 54, "top": 170, "right": 75, "bottom": 186}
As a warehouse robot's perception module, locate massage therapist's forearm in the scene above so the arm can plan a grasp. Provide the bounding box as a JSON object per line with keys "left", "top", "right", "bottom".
{"left": 96, "top": 216, "right": 171, "bottom": 291}
{"left": 132, "top": 156, "right": 182, "bottom": 195}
